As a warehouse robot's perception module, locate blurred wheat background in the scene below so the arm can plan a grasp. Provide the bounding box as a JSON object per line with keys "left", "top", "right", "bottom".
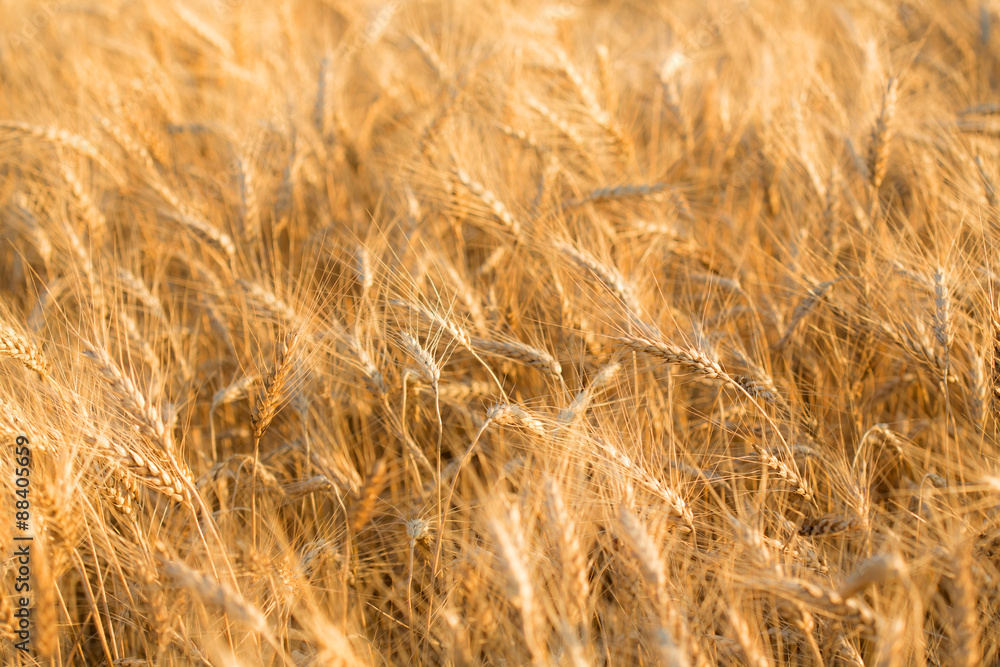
{"left": 0, "top": 0, "right": 999, "bottom": 664}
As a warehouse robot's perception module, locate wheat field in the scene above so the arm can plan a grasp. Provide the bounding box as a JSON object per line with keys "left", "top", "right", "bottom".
{"left": 1, "top": 0, "right": 999, "bottom": 664}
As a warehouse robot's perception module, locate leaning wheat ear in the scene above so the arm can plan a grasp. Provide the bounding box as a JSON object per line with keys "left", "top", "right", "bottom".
{"left": 555, "top": 240, "right": 643, "bottom": 315}
{"left": 0, "top": 321, "right": 49, "bottom": 379}
{"left": 559, "top": 360, "right": 620, "bottom": 423}
{"left": 82, "top": 341, "right": 173, "bottom": 453}
{"left": 161, "top": 559, "right": 268, "bottom": 633}
{"left": 471, "top": 337, "right": 562, "bottom": 379}
{"left": 85, "top": 433, "right": 191, "bottom": 506}
{"left": 617, "top": 334, "right": 732, "bottom": 382}
{"left": 389, "top": 299, "right": 472, "bottom": 351}
{"left": 0, "top": 121, "right": 121, "bottom": 181}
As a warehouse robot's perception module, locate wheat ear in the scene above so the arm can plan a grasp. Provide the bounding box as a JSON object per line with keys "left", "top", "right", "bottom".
{"left": 85, "top": 433, "right": 190, "bottom": 505}
{"left": 946, "top": 543, "right": 981, "bottom": 667}
{"left": 867, "top": 76, "right": 899, "bottom": 190}
{"left": 161, "top": 559, "right": 267, "bottom": 633}
{"left": 82, "top": 341, "right": 172, "bottom": 452}
{"left": 389, "top": 299, "right": 472, "bottom": 351}
{"left": 556, "top": 241, "right": 642, "bottom": 315}
{"left": 774, "top": 278, "right": 842, "bottom": 350}
{"left": 350, "top": 459, "right": 388, "bottom": 533}
{"left": 451, "top": 166, "right": 523, "bottom": 237}
{"left": 544, "top": 477, "right": 590, "bottom": 640}
{"left": 932, "top": 267, "right": 953, "bottom": 374}
{"left": 0, "top": 321, "right": 49, "bottom": 379}
{"left": 471, "top": 337, "right": 562, "bottom": 379}
{"left": 617, "top": 506, "right": 690, "bottom": 667}
{"left": 252, "top": 332, "right": 298, "bottom": 440}
{"left": 488, "top": 505, "right": 545, "bottom": 665}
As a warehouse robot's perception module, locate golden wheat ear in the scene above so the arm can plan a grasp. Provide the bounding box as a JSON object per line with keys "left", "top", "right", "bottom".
{"left": 0, "top": 321, "right": 49, "bottom": 380}
{"left": 82, "top": 341, "right": 173, "bottom": 453}
{"left": 867, "top": 76, "right": 899, "bottom": 192}
{"left": 251, "top": 331, "right": 299, "bottom": 441}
